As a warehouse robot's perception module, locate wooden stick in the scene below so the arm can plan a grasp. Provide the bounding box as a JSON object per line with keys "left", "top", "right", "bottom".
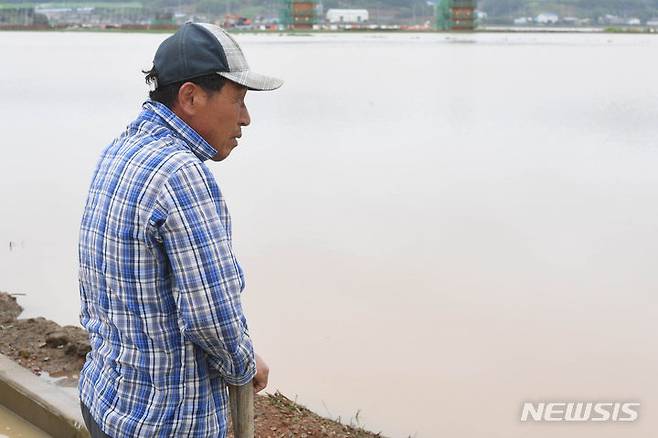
{"left": 228, "top": 381, "right": 255, "bottom": 438}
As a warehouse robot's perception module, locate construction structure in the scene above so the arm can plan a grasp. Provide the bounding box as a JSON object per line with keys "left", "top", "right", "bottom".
{"left": 0, "top": 3, "right": 48, "bottom": 27}
{"left": 436, "top": 0, "right": 476, "bottom": 31}
{"left": 280, "top": 0, "right": 317, "bottom": 30}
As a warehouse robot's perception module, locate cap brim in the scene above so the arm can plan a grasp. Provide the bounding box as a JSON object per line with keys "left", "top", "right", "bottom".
{"left": 218, "top": 71, "right": 283, "bottom": 91}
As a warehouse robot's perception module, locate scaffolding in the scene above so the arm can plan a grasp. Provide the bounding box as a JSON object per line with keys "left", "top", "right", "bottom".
{"left": 436, "top": 0, "right": 476, "bottom": 31}
{"left": 280, "top": 0, "right": 317, "bottom": 30}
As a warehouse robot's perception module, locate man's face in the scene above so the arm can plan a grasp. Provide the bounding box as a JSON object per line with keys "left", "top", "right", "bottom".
{"left": 194, "top": 80, "right": 251, "bottom": 161}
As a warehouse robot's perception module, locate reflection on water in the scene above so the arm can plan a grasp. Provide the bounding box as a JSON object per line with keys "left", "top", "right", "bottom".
{"left": 1, "top": 31, "right": 658, "bottom": 437}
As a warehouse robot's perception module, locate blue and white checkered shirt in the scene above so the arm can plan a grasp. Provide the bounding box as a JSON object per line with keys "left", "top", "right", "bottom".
{"left": 78, "top": 100, "right": 256, "bottom": 437}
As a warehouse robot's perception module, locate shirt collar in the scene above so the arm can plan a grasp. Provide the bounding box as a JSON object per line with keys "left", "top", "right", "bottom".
{"left": 141, "top": 99, "right": 217, "bottom": 162}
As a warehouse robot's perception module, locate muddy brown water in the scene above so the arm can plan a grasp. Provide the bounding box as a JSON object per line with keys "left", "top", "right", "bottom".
{"left": 1, "top": 32, "right": 657, "bottom": 437}
{"left": 0, "top": 405, "right": 50, "bottom": 438}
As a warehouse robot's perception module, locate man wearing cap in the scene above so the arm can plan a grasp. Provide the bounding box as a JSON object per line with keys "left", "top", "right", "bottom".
{"left": 78, "top": 23, "right": 282, "bottom": 437}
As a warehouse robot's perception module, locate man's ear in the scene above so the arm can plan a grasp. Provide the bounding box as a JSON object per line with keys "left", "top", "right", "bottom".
{"left": 175, "top": 82, "right": 203, "bottom": 117}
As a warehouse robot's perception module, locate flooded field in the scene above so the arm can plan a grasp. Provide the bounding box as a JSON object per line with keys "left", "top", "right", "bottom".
{"left": 1, "top": 31, "right": 657, "bottom": 437}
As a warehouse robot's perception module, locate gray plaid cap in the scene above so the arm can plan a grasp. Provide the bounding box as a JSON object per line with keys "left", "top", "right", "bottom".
{"left": 196, "top": 23, "right": 283, "bottom": 91}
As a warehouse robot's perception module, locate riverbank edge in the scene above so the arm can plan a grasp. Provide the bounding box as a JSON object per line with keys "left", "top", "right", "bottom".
{"left": 0, "top": 353, "right": 89, "bottom": 438}
{"left": 0, "top": 292, "right": 384, "bottom": 437}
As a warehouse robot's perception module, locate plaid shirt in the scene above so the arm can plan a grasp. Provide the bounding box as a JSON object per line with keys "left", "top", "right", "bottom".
{"left": 78, "top": 100, "right": 256, "bottom": 437}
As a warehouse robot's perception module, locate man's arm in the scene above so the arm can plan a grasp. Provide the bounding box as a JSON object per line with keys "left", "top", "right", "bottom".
{"left": 156, "top": 161, "right": 255, "bottom": 385}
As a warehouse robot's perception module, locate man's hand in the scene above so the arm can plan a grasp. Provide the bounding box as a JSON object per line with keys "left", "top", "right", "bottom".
{"left": 253, "top": 353, "right": 269, "bottom": 393}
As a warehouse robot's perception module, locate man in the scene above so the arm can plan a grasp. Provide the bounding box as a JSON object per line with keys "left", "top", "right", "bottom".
{"left": 78, "top": 22, "right": 282, "bottom": 437}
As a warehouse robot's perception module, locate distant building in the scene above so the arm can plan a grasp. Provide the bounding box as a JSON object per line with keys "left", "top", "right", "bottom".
{"left": 281, "top": 0, "right": 318, "bottom": 30}
{"left": 626, "top": 18, "right": 641, "bottom": 25}
{"left": 450, "top": 0, "right": 476, "bottom": 30}
{"left": 600, "top": 14, "right": 624, "bottom": 25}
{"left": 326, "top": 9, "right": 368, "bottom": 24}
{"left": 222, "top": 14, "right": 252, "bottom": 29}
{"left": 535, "top": 13, "right": 558, "bottom": 24}
{"left": 513, "top": 17, "right": 530, "bottom": 25}
{"left": 436, "top": 0, "right": 476, "bottom": 31}
{"left": 563, "top": 17, "right": 592, "bottom": 26}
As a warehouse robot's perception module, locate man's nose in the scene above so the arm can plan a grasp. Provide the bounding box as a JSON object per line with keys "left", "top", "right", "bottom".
{"left": 240, "top": 104, "right": 251, "bottom": 127}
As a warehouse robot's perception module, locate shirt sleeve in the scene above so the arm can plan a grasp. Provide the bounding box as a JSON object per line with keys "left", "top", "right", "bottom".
{"left": 156, "top": 161, "right": 255, "bottom": 386}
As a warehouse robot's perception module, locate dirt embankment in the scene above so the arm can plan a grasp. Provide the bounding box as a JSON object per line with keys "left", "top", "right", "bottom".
{"left": 0, "top": 292, "right": 88, "bottom": 384}
{"left": 0, "top": 292, "right": 383, "bottom": 438}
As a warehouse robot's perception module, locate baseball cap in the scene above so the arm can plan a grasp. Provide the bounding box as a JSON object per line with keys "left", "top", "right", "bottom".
{"left": 153, "top": 22, "right": 283, "bottom": 91}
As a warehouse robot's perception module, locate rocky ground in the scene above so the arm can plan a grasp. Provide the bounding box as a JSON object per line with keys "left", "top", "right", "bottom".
{"left": 0, "top": 292, "right": 383, "bottom": 437}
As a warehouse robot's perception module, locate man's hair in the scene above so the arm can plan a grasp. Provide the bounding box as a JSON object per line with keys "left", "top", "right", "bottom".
{"left": 143, "top": 67, "right": 226, "bottom": 109}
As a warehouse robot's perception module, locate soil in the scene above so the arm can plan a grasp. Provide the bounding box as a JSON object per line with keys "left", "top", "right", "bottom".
{"left": 0, "top": 292, "right": 384, "bottom": 438}
{"left": 0, "top": 292, "right": 87, "bottom": 384}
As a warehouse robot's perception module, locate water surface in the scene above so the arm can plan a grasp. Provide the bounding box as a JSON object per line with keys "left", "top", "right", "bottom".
{"left": 1, "top": 31, "right": 657, "bottom": 437}
{"left": 0, "top": 405, "right": 50, "bottom": 437}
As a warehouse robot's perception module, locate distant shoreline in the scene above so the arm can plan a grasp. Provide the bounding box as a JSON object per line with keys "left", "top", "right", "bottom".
{"left": 1, "top": 26, "right": 657, "bottom": 35}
